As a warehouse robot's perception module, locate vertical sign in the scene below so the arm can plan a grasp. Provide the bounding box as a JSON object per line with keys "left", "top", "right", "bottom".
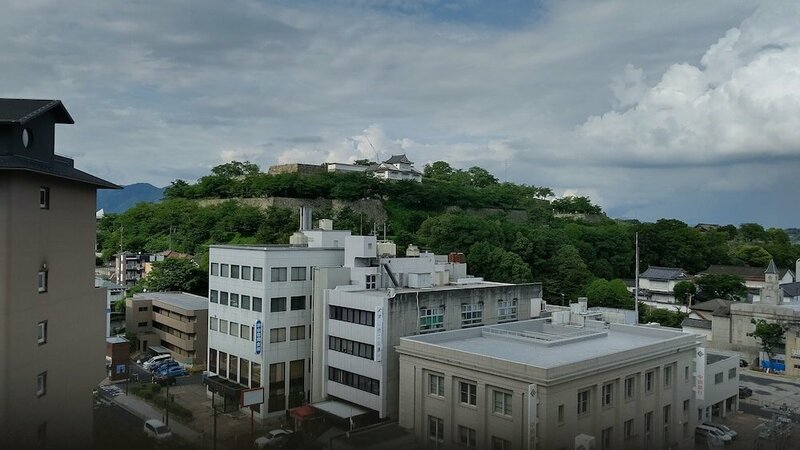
{"left": 527, "top": 384, "right": 538, "bottom": 450}
{"left": 374, "top": 306, "right": 384, "bottom": 362}
{"left": 695, "top": 347, "right": 706, "bottom": 400}
{"left": 254, "top": 320, "right": 263, "bottom": 355}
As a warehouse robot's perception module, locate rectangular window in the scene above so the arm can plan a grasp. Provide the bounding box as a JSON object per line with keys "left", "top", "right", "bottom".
{"left": 459, "top": 381, "right": 477, "bottom": 406}
{"left": 624, "top": 419, "right": 634, "bottom": 440}
{"left": 328, "top": 366, "right": 380, "bottom": 395}
{"left": 219, "top": 319, "right": 228, "bottom": 334}
{"left": 329, "top": 305, "right": 375, "bottom": 326}
{"left": 210, "top": 290, "right": 218, "bottom": 303}
{"left": 219, "top": 352, "right": 228, "bottom": 378}
{"left": 210, "top": 317, "right": 218, "bottom": 331}
{"left": 138, "top": 306, "right": 148, "bottom": 312}
{"left": 241, "top": 295, "right": 250, "bottom": 310}
{"left": 230, "top": 265, "right": 240, "bottom": 279}
{"left": 290, "top": 296, "right": 306, "bottom": 311}
{"left": 240, "top": 358, "right": 250, "bottom": 387}
{"left": 601, "top": 427, "right": 612, "bottom": 450}
{"left": 291, "top": 266, "right": 306, "bottom": 281}
{"left": 428, "top": 416, "right": 444, "bottom": 443}
{"left": 138, "top": 321, "right": 148, "bottom": 327}
{"left": 241, "top": 324, "right": 250, "bottom": 341}
{"left": 269, "top": 362, "right": 286, "bottom": 413}
{"left": 38, "top": 270, "right": 48, "bottom": 293}
{"left": 39, "top": 187, "right": 50, "bottom": 209}
{"left": 271, "top": 267, "right": 287, "bottom": 282}
{"left": 230, "top": 293, "right": 239, "bottom": 308}
{"left": 663, "top": 404, "right": 671, "bottom": 441}
{"left": 270, "top": 327, "right": 286, "bottom": 343}
{"left": 558, "top": 404, "right": 565, "bottom": 423}
{"left": 602, "top": 383, "right": 613, "bottom": 407}
{"left": 220, "top": 264, "right": 229, "bottom": 277}
{"left": 728, "top": 368, "right": 736, "bottom": 379}
{"left": 497, "top": 298, "right": 518, "bottom": 321}
{"left": 328, "top": 336, "right": 375, "bottom": 360}
{"left": 290, "top": 325, "right": 305, "bottom": 341}
{"left": 491, "top": 437, "right": 512, "bottom": 450}
{"left": 251, "top": 362, "right": 261, "bottom": 388}
{"left": 253, "top": 297, "right": 262, "bottom": 312}
{"left": 229, "top": 355, "right": 238, "bottom": 383}
{"left": 220, "top": 291, "right": 229, "bottom": 306}
{"left": 271, "top": 297, "right": 287, "bottom": 312}
{"left": 683, "top": 399, "right": 690, "bottom": 415}
{"left": 241, "top": 266, "right": 251, "bottom": 280}
{"left": 211, "top": 263, "right": 219, "bottom": 276}
{"left": 664, "top": 365, "right": 672, "bottom": 387}
{"left": 577, "top": 389, "right": 590, "bottom": 415}
{"left": 419, "top": 306, "right": 444, "bottom": 331}
{"left": 644, "top": 411, "right": 653, "bottom": 441}
{"left": 461, "top": 303, "right": 483, "bottom": 327}
{"left": 493, "top": 390, "right": 512, "bottom": 416}
{"left": 625, "top": 376, "right": 635, "bottom": 399}
{"left": 429, "top": 374, "right": 444, "bottom": 397}
{"left": 37, "top": 371, "right": 47, "bottom": 397}
{"left": 715, "top": 372, "right": 723, "bottom": 384}
{"left": 365, "top": 274, "right": 377, "bottom": 289}
{"left": 37, "top": 321, "right": 47, "bottom": 345}
{"left": 253, "top": 267, "right": 263, "bottom": 282}
{"left": 230, "top": 321, "right": 239, "bottom": 337}
{"left": 458, "top": 425, "right": 477, "bottom": 448}
{"left": 645, "top": 370, "right": 654, "bottom": 393}
{"left": 209, "top": 348, "right": 217, "bottom": 374}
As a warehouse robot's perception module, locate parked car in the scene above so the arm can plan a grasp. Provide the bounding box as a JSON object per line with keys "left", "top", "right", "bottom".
{"left": 143, "top": 419, "right": 172, "bottom": 441}
{"left": 704, "top": 422, "right": 737, "bottom": 440}
{"left": 157, "top": 365, "right": 186, "bottom": 378}
{"left": 142, "top": 354, "right": 172, "bottom": 370}
{"left": 696, "top": 425, "right": 731, "bottom": 444}
{"left": 739, "top": 358, "right": 749, "bottom": 368}
{"left": 739, "top": 386, "right": 753, "bottom": 399}
{"left": 152, "top": 375, "right": 177, "bottom": 386}
{"left": 149, "top": 360, "right": 178, "bottom": 373}
{"left": 255, "top": 429, "right": 293, "bottom": 448}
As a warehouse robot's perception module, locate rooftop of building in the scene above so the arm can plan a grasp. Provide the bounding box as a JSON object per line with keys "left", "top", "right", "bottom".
{"left": 706, "top": 351, "right": 733, "bottom": 365}
{"left": 701, "top": 263, "right": 792, "bottom": 280}
{"left": 691, "top": 298, "right": 734, "bottom": 313}
{"left": 401, "top": 318, "right": 695, "bottom": 370}
{"left": 209, "top": 243, "right": 345, "bottom": 251}
{"left": 332, "top": 279, "right": 538, "bottom": 298}
{"left": 0, "top": 98, "right": 73, "bottom": 124}
{"left": 639, "top": 266, "right": 689, "bottom": 281}
{"left": 132, "top": 292, "right": 208, "bottom": 311}
{"left": 95, "top": 277, "right": 126, "bottom": 290}
{"left": 681, "top": 317, "right": 712, "bottom": 330}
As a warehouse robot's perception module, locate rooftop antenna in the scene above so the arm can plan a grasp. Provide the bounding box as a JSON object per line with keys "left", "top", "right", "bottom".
{"left": 365, "top": 135, "right": 381, "bottom": 163}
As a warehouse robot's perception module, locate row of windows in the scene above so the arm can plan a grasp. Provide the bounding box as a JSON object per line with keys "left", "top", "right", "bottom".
{"left": 427, "top": 416, "right": 511, "bottom": 449}
{"left": 329, "top": 305, "right": 375, "bottom": 326}
{"left": 428, "top": 375, "right": 513, "bottom": 417}
{"left": 328, "top": 366, "right": 380, "bottom": 395}
{"left": 270, "top": 326, "right": 306, "bottom": 343}
{"left": 578, "top": 364, "right": 686, "bottom": 416}
{"left": 211, "top": 264, "right": 309, "bottom": 282}
{"left": 420, "top": 299, "right": 519, "bottom": 331}
{"left": 328, "top": 336, "right": 374, "bottom": 360}
{"left": 209, "top": 318, "right": 253, "bottom": 341}
{"left": 210, "top": 290, "right": 263, "bottom": 312}
{"left": 208, "top": 348, "right": 260, "bottom": 390}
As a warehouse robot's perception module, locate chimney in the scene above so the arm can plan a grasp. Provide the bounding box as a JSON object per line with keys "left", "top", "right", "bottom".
{"left": 299, "top": 206, "right": 312, "bottom": 231}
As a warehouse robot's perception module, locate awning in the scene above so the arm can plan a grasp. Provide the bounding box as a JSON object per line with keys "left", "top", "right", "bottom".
{"left": 204, "top": 375, "right": 244, "bottom": 398}
{"left": 148, "top": 345, "right": 171, "bottom": 355}
{"left": 290, "top": 404, "right": 317, "bottom": 421}
{"left": 312, "top": 400, "right": 370, "bottom": 420}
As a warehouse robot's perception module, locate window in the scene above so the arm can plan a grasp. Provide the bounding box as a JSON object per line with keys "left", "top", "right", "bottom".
{"left": 497, "top": 299, "right": 518, "bottom": 321}
{"left": 230, "top": 293, "right": 239, "bottom": 308}
{"left": 365, "top": 274, "right": 377, "bottom": 289}
{"left": 209, "top": 349, "right": 218, "bottom": 373}
{"left": 577, "top": 389, "right": 590, "bottom": 415}
{"left": 37, "top": 321, "right": 47, "bottom": 345}
{"left": 230, "top": 265, "right": 240, "bottom": 279}
{"left": 624, "top": 419, "right": 634, "bottom": 440}
{"left": 601, "top": 427, "right": 612, "bottom": 450}
{"left": 271, "top": 267, "right": 287, "bottom": 282}
{"left": 230, "top": 321, "right": 239, "bottom": 337}
{"left": 219, "top": 320, "right": 228, "bottom": 334}
{"left": 211, "top": 263, "right": 219, "bottom": 276}
{"left": 291, "top": 267, "right": 306, "bottom": 281}
{"left": 491, "top": 437, "right": 512, "bottom": 450}
{"left": 460, "top": 382, "right": 477, "bottom": 406}
{"left": 328, "top": 336, "right": 375, "bottom": 360}
{"left": 683, "top": 399, "right": 690, "bottom": 415}
{"left": 663, "top": 404, "right": 671, "bottom": 440}
{"left": 241, "top": 266, "right": 251, "bottom": 280}
{"left": 420, "top": 306, "right": 444, "bottom": 331}
{"left": 219, "top": 351, "right": 228, "bottom": 378}
{"left": 664, "top": 365, "right": 672, "bottom": 388}
{"left": 138, "top": 306, "right": 148, "bottom": 312}
{"left": 461, "top": 303, "right": 483, "bottom": 327}
{"left": 220, "top": 291, "right": 229, "bottom": 306}
{"left": 728, "top": 368, "right": 736, "bottom": 379}
{"left": 268, "top": 362, "right": 285, "bottom": 412}
{"left": 328, "top": 366, "right": 380, "bottom": 395}
{"left": 645, "top": 370, "right": 654, "bottom": 393}
{"left": 241, "top": 324, "right": 250, "bottom": 340}
{"left": 458, "top": 426, "right": 476, "bottom": 448}
{"left": 37, "top": 371, "right": 47, "bottom": 397}
{"left": 229, "top": 355, "right": 239, "bottom": 383}
{"left": 253, "top": 297, "right": 263, "bottom": 312}
{"left": 220, "top": 264, "right": 229, "bottom": 277}
{"left": 270, "top": 327, "right": 286, "bottom": 343}
{"left": 210, "top": 290, "right": 218, "bottom": 303}
{"left": 685, "top": 365, "right": 690, "bottom": 382}
{"left": 290, "top": 296, "right": 306, "bottom": 311}
{"left": 38, "top": 270, "right": 48, "bottom": 293}
{"left": 39, "top": 187, "right": 50, "bottom": 209}
{"left": 253, "top": 267, "right": 263, "bottom": 282}
{"left": 714, "top": 372, "right": 723, "bottom": 384}
{"left": 624, "top": 376, "right": 635, "bottom": 399}
{"left": 602, "top": 383, "right": 613, "bottom": 407}
{"left": 493, "top": 390, "right": 512, "bottom": 416}
{"left": 241, "top": 295, "right": 251, "bottom": 310}
{"left": 271, "top": 297, "right": 287, "bottom": 312}
{"left": 644, "top": 411, "right": 653, "bottom": 441}
{"left": 251, "top": 362, "right": 261, "bottom": 388}
{"left": 240, "top": 358, "right": 250, "bottom": 387}
{"left": 138, "top": 321, "right": 148, "bottom": 328}
{"left": 210, "top": 317, "right": 218, "bottom": 331}
{"left": 428, "top": 416, "right": 444, "bottom": 443}
{"left": 429, "top": 374, "right": 444, "bottom": 397}
{"left": 329, "top": 305, "right": 375, "bottom": 326}
{"left": 290, "top": 325, "right": 305, "bottom": 341}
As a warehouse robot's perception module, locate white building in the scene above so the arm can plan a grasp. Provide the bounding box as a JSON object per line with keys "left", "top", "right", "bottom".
{"left": 637, "top": 266, "right": 691, "bottom": 304}
{"left": 697, "top": 351, "right": 739, "bottom": 423}
{"left": 95, "top": 277, "right": 126, "bottom": 336}
{"left": 327, "top": 154, "right": 423, "bottom": 182}
{"left": 397, "top": 319, "right": 703, "bottom": 450}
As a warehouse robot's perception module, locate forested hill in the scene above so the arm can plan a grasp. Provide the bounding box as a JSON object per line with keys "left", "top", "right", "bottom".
{"left": 96, "top": 161, "right": 800, "bottom": 305}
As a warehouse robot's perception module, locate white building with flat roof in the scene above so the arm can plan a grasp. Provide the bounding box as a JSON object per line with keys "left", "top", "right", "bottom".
{"left": 397, "top": 319, "right": 702, "bottom": 450}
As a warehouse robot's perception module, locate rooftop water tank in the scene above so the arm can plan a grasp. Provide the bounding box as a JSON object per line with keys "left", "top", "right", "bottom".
{"left": 406, "top": 244, "right": 420, "bottom": 257}
{"left": 377, "top": 241, "right": 397, "bottom": 257}
{"left": 319, "top": 219, "right": 333, "bottom": 231}
{"left": 289, "top": 231, "right": 308, "bottom": 247}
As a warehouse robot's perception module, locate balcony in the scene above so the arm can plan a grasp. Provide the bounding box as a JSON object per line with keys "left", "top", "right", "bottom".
{"left": 154, "top": 311, "right": 196, "bottom": 334}
{"left": 153, "top": 328, "right": 195, "bottom": 351}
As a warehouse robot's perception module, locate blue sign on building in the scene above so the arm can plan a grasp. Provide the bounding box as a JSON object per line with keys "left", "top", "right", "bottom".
{"left": 254, "top": 320, "right": 263, "bottom": 355}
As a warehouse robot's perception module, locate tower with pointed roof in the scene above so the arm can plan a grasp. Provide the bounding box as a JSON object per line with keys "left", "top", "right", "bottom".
{"left": 760, "top": 259, "right": 782, "bottom": 305}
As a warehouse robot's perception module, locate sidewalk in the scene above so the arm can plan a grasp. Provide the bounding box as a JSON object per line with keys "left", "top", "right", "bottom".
{"left": 114, "top": 392, "right": 204, "bottom": 447}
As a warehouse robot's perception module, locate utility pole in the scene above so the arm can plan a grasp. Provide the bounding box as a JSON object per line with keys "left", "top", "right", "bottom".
{"left": 212, "top": 393, "right": 218, "bottom": 450}
{"left": 634, "top": 232, "right": 640, "bottom": 325}
{"left": 165, "top": 381, "right": 170, "bottom": 427}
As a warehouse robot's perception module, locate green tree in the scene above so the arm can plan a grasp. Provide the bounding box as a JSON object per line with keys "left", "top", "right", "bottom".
{"left": 467, "top": 242, "right": 532, "bottom": 284}
{"left": 162, "top": 179, "right": 193, "bottom": 199}
{"left": 695, "top": 274, "right": 747, "bottom": 301}
{"left": 673, "top": 281, "right": 697, "bottom": 305}
{"left": 143, "top": 258, "right": 206, "bottom": 295}
{"left": 544, "top": 244, "right": 593, "bottom": 303}
{"left": 210, "top": 161, "right": 260, "bottom": 178}
{"left": 748, "top": 319, "right": 788, "bottom": 362}
{"left": 423, "top": 161, "right": 455, "bottom": 179}
{"left": 585, "top": 279, "right": 632, "bottom": 309}
{"left": 639, "top": 305, "right": 686, "bottom": 328}
{"left": 551, "top": 196, "right": 602, "bottom": 215}
{"left": 466, "top": 166, "right": 498, "bottom": 187}
{"left": 733, "top": 245, "right": 772, "bottom": 267}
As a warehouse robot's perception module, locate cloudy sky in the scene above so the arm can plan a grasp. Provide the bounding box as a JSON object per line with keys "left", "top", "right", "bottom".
{"left": 3, "top": 0, "right": 799, "bottom": 227}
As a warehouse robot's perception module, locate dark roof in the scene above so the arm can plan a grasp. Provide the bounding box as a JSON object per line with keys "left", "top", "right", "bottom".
{"left": 0, "top": 98, "right": 74, "bottom": 124}
{"left": 702, "top": 264, "right": 792, "bottom": 280}
{"left": 712, "top": 305, "right": 731, "bottom": 317}
{"left": 0, "top": 154, "right": 119, "bottom": 189}
{"left": 383, "top": 154, "right": 412, "bottom": 164}
{"left": 783, "top": 282, "right": 800, "bottom": 297}
{"left": 640, "top": 266, "right": 688, "bottom": 281}
{"left": 707, "top": 352, "right": 732, "bottom": 364}
{"left": 766, "top": 259, "right": 778, "bottom": 275}
{"left": 681, "top": 318, "right": 712, "bottom": 330}
{"left": 691, "top": 298, "right": 733, "bottom": 313}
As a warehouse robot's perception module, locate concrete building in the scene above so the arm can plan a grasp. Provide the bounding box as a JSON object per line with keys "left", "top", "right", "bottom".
{"left": 397, "top": 319, "right": 702, "bottom": 450}
{"left": 114, "top": 252, "right": 153, "bottom": 287}
{"left": 126, "top": 292, "right": 208, "bottom": 366}
{"left": 0, "top": 98, "right": 117, "bottom": 448}
{"left": 637, "top": 266, "right": 691, "bottom": 304}
{"left": 697, "top": 351, "right": 739, "bottom": 423}
{"left": 95, "top": 277, "right": 126, "bottom": 336}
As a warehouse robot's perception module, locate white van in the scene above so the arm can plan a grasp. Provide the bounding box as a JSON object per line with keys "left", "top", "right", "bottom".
{"left": 143, "top": 419, "right": 172, "bottom": 441}
{"left": 696, "top": 425, "right": 731, "bottom": 445}
{"left": 142, "top": 354, "right": 172, "bottom": 370}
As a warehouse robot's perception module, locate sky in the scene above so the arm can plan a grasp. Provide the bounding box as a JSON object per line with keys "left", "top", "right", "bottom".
{"left": 3, "top": 0, "right": 800, "bottom": 227}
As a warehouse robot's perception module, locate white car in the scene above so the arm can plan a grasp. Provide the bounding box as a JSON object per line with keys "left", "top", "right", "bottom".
{"left": 142, "top": 354, "right": 172, "bottom": 370}
{"left": 143, "top": 419, "right": 172, "bottom": 441}
{"left": 696, "top": 425, "right": 731, "bottom": 443}
{"left": 254, "top": 429, "right": 293, "bottom": 448}
{"left": 704, "top": 422, "right": 737, "bottom": 440}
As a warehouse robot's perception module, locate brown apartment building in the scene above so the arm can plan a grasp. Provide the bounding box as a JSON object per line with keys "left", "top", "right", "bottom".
{"left": 0, "top": 99, "right": 118, "bottom": 448}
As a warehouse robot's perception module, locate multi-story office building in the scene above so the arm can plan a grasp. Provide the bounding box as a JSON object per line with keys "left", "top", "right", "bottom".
{"left": 311, "top": 235, "right": 542, "bottom": 420}
{"left": 397, "top": 319, "right": 702, "bottom": 450}
{"left": 0, "top": 98, "right": 117, "bottom": 448}
{"left": 126, "top": 292, "right": 209, "bottom": 366}
{"left": 205, "top": 224, "right": 349, "bottom": 417}
{"left": 114, "top": 252, "right": 153, "bottom": 287}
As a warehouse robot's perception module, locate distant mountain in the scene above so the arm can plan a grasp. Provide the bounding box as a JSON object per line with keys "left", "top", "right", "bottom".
{"left": 97, "top": 183, "right": 164, "bottom": 214}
